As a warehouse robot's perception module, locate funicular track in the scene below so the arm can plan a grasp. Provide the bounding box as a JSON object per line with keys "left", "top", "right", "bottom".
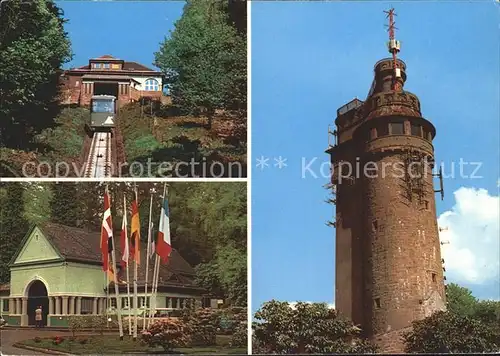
{"left": 84, "top": 131, "right": 112, "bottom": 178}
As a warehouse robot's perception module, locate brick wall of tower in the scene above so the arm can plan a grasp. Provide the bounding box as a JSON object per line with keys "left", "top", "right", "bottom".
{"left": 329, "top": 58, "right": 446, "bottom": 353}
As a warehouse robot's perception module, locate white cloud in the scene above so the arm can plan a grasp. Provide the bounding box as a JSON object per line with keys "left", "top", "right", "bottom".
{"left": 438, "top": 187, "right": 499, "bottom": 285}
{"left": 288, "top": 301, "right": 335, "bottom": 310}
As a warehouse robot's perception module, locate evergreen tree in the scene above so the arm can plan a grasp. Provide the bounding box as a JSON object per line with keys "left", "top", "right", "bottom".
{"left": 0, "top": 183, "right": 29, "bottom": 283}
{"left": 50, "top": 182, "right": 78, "bottom": 227}
{"left": 0, "top": 0, "right": 72, "bottom": 148}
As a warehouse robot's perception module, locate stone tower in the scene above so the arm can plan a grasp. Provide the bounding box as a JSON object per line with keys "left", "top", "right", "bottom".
{"left": 326, "top": 9, "right": 446, "bottom": 353}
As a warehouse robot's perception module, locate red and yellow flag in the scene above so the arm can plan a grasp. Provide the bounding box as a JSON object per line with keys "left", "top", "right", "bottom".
{"left": 130, "top": 200, "right": 141, "bottom": 265}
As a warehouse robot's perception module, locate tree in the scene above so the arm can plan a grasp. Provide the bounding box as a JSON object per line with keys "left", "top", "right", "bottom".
{"left": 50, "top": 182, "right": 78, "bottom": 227}
{"left": 402, "top": 310, "right": 500, "bottom": 353}
{"left": 0, "top": 183, "right": 29, "bottom": 283}
{"left": 154, "top": 0, "right": 246, "bottom": 128}
{"left": 446, "top": 283, "right": 478, "bottom": 317}
{"left": 253, "top": 301, "right": 377, "bottom": 354}
{"left": 0, "top": 0, "right": 72, "bottom": 149}
{"left": 23, "top": 182, "right": 52, "bottom": 225}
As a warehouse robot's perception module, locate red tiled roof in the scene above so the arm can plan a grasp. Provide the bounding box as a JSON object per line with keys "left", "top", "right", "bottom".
{"left": 0, "top": 283, "right": 9, "bottom": 292}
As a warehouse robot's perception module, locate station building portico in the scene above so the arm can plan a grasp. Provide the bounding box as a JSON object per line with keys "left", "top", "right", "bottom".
{"left": 0, "top": 223, "right": 213, "bottom": 327}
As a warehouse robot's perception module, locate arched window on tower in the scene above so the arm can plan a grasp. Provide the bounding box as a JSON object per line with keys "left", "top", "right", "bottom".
{"left": 145, "top": 79, "right": 159, "bottom": 91}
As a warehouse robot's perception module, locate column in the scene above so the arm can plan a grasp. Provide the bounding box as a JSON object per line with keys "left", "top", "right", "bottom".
{"left": 69, "top": 297, "right": 75, "bottom": 315}
{"left": 9, "top": 298, "right": 14, "bottom": 314}
{"left": 15, "top": 298, "right": 21, "bottom": 315}
{"left": 49, "top": 297, "right": 54, "bottom": 315}
{"left": 21, "top": 297, "right": 28, "bottom": 327}
{"left": 167, "top": 298, "right": 172, "bottom": 308}
{"left": 62, "top": 296, "right": 68, "bottom": 315}
{"left": 55, "top": 297, "right": 61, "bottom": 315}
{"left": 93, "top": 298, "right": 98, "bottom": 315}
{"left": 76, "top": 297, "right": 81, "bottom": 315}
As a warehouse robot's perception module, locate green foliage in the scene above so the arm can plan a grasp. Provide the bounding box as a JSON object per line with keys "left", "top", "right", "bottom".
{"left": 183, "top": 308, "right": 218, "bottom": 346}
{"left": 446, "top": 283, "right": 478, "bottom": 317}
{"left": 23, "top": 182, "right": 52, "bottom": 225}
{"left": 403, "top": 310, "right": 500, "bottom": 353}
{"left": 50, "top": 182, "right": 78, "bottom": 227}
{"left": 0, "top": 0, "right": 72, "bottom": 149}
{"left": 36, "top": 107, "right": 89, "bottom": 158}
{"left": 67, "top": 316, "right": 85, "bottom": 337}
{"left": 0, "top": 183, "right": 29, "bottom": 283}
{"left": 253, "top": 301, "right": 377, "bottom": 354}
{"left": 155, "top": 0, "right": 246, "bottom": 125}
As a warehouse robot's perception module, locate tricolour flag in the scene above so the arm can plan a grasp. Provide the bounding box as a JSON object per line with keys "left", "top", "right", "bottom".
{"left": 130, "top": 200, "right": 141, "bottom": 265}
{"left": 120, "top": 205, "right": 129, "bottom": 268}
{"left": 156, "top": 196, "right": 172, "bottom": 264}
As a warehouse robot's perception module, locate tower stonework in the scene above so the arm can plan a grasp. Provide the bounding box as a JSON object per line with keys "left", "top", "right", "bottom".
{"left": 326, "top": 12, "right": 446, "bottom": 353}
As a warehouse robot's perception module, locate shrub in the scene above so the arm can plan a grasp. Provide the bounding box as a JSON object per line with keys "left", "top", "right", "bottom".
{"left": 230, "top": 321, "right": 247, "bottom": 348}
{"left": 141, "top": 319, "right": 190, "bottom": 352}
{"left": 79, "top": 338, "right": 88, "bottom": 345}
{"left": 67, "top": 316, "right": 85, "bottom": 337}
{"left": 33, "top": 337, "right": 41, "bottom": 343}
{"left": 183, "top": 308, "right": 219, "bottom": 346}
{"left": 52, "top": 336, "right": 63, "bottom": 345}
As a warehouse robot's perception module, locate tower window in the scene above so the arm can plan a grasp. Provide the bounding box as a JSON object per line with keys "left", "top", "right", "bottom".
{"left": 390, "top": 122, "right": 404, "bottom": 135}
{"left": 145, "top": 79, "right": 159, "bottom": 91}
{"left": 411, "top": 124, "right": 422, "bottom": 137}
{"left": 372, "top": 220, "right": 378, "bottom": 232}
{"left": 431, "top": 273, "right": 436, "bottom": 282}
{"left": 103, "top": 63, "right": 110, "bottom": 69}
{"left": 377, "top": 123, "right": 389, "bottom": 137}
{"left": 424, "top": 200, "right": 429, "bottom": 210}
{"left": 374, "top": 298, "right": 381, "bottom": 308}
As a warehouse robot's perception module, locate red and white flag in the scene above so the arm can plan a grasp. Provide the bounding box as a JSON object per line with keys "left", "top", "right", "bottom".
{"left": 100, "top": 188, "right": 114, "bottom": 280}
{"left": 156, "top": 194, "right": 172, "bottom": 264}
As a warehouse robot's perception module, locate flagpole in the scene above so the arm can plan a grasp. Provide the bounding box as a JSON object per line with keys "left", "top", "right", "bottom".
{"left": 109, "top": 190, "right": 125, "bottom": 340}
{"left": 143, "top": 193, "right": 153, "bottom": 330}
{"left": 106, "top": 272, "right": 109, "bottom": 329}
{"left": 124, "top": 194, "right": 132, "bottom": 336}
{"left": 133, "top": 185, "right": 139, "bottom": 341}
{"left": 150, "top": 183, "right": 167, "bottom": 326}
{"left": 148, "top": 252, "right": 159, "bottom": 327}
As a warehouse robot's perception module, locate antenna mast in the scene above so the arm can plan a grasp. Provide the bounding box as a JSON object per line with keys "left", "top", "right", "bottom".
{"left": 384, "top": 8, "right": 402, "bottom": 91}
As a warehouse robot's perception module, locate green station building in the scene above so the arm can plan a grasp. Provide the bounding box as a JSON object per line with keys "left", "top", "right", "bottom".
{"left": 0, "top": 223, "right": 215, "bottom": 327}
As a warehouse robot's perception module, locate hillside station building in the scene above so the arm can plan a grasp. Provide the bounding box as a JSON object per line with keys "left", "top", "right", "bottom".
{"left": 0, "top": 223, "right": 215, "bottom": 327}
{"left": 60, "top": 55, "right": 166, "bottom": 108}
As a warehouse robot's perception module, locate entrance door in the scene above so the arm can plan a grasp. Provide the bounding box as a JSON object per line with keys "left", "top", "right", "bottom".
{"left": 27, "top": 280, "right": 49, "bottom": 326}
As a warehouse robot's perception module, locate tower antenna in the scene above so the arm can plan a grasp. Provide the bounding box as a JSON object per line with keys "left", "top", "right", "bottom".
{"left": 384, "top": 8, "right": 401, "bottom": 91}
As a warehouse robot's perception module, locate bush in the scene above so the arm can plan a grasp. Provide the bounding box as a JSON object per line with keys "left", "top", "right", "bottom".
{"left": 67, "top": 316, "right": 85, "bottom": 337}
{"left": 141, "top": 319, "right": 191, "bottom": 352}
{"left": 183, "top": 308, "right": 219, "bottom": 346}
{"left": 79, "top": 338, "right": 88, "bottom": 345}
{"left": 230, "top": 321, "right": 247, "bottom": 348}
{"left": 403, "top": 310, "right": 500, "bottom": 353}
{"left": 33, "top": 337, "right": 41, "bottom": 343}
{"left": 52, "top": 336, "right": 64, "bottom": 345}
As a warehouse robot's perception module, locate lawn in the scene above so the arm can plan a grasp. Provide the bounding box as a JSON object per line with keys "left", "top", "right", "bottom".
{"left": 19, "top": 334, "right": 246, "bottom": 355}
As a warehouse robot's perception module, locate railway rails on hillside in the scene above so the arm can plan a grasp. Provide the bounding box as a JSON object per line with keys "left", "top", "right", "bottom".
{"left": 84, "top": 131, "right": 112, "bottom": 178}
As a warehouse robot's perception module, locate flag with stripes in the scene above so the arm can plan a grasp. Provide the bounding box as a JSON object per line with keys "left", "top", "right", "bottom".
{"left": 156, "top": 196, "right": 172, "bottom": 264}
{"left": 149, "top": 221, "right": 155, "bottom": 259}
{"left": 100, "top": 189, "right": 115, "bottom": 281}
{"left": 130, "top": 200, "right": 141, "bottom": 265}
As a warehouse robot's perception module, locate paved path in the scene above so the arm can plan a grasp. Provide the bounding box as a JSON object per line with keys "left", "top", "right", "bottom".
{"left": 1, "top": 329, "right": 69, "bottom": 355}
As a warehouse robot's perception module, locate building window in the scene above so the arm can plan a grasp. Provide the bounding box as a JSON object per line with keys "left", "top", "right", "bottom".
{"left": 372, "top": 220, "right": 378, "bottom": 232}
{"left": 424, "top": 200, "right": 429, "bottom": 210}
{"left": 94, "top": 63, "right": 101, "bottom": 69}
{"left": 179, "top": 298, "right": 185, "bottom": 309}
{"left": 145, "top": 79, "right": 159, "bottom": 91}
{"left": 112, "top": 63, "right": 120, "bottom": 69}
{"left": 411, "top": 124, "right": 422, "bottom": 137}
{"left": 171, "top": 297, "right": 178, "bottom": 309}
{"left": 432, "top": 273, "right": 437, "bottom": 282}
{"left": 2, "top": 299, "right": 8, "bottom": 312}
{"left": 103, "top": 63, "right": 110, "bottom": 69}
{"left": 81, "top": 297, "right": 93, "bottom": 314}
{"left": 390, "top": 122, "right": 404, "bottom": 135}
{"left": 377, "top": 122, "right": 389, "bottom": 137}
{"left": 110, "top": 298, "right": 117, "bottom": 308}
{"left": 374, "top": 298, "right": 381, "bottom": 308}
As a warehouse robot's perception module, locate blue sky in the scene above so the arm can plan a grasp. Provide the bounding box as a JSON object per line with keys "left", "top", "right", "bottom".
{"left": 251, "top": 1, "right": 499, "bottom": 313}
{"left": 57, "top": 0, "right": 185, "bottom": 70}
